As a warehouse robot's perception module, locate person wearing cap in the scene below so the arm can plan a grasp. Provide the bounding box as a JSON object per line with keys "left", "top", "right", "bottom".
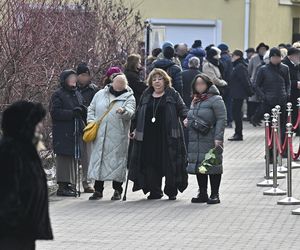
{"left": 253, "top": 48, "right": 291, "bottom": 136}
{"left": 282, "top": 47, "right": 300, "bottom": 129}
{"left": 248, "top": 42, "right": 269, "bottom": 122}
{"left": 76, "top": 63, "right": 99, "bottom": 193}
{"left": 156, "top": 41, "right": 182, "bottom": 68}
{"left": 218, "top": 43, "right": 233, "bottom": 128}
{"left": 245, "top": 48, "right": 255, "bottom": 64}
{"left": 103, "top": 66, "right": 122, "bottom": 86}
{"left": 228, "top": 50, "right": 253, "bottom": 141}
{"left": 202, "top": 46, "right": 227, "bottom": 92}
{"left": 182, "top": 40, "right": 206, "bottom": 70}
{"left": 50, "top": 69, "right": 86, "bottom": 196}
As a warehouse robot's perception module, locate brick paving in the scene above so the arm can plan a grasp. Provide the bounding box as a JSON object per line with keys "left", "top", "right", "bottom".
{"left": 37, "top": 123, "right": 300, "bottom": 250}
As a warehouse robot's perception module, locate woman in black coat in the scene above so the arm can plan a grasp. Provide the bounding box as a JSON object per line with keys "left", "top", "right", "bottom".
{"left": 129, "top": 68, "right": 188, "bottom": 200}
{"left": 0, "top": 101, "right": 53, "bottom": 250}
{"left": 50, "top": 69, "right": 86, "bottom": 196}
{"left": 124, "top": 54, "right": 147, "bottom": 106}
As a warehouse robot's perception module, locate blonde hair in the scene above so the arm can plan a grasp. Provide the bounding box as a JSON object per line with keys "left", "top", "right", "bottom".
{"left": 147, "top": 68, "right": 172, "bottom": 88}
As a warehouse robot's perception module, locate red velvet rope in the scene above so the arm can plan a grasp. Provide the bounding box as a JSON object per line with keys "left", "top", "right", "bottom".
{"left": 293, "top": 110, "right": 300, "bottom": 130}
{"left": 266, "top": 126, "right": 273, "bottom": 148}
{"left": 288, "top": 136, "right": 300, "bottom": 160}
{"left": 275, "top": 132, "right": 288, "bottom": 156}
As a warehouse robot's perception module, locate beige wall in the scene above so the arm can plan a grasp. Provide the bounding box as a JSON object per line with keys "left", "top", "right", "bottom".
{"left": 126, "top": 0, "right": 246, "bottom": 50}
{"left": 250, "top": 0, "right": 300, "bottom": 48}
{"left": 126, "top": 0, "right": 300, "bottom": 50}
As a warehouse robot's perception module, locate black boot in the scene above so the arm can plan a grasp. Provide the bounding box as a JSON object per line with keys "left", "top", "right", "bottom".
{"left": 207, "top": 193, "right": 220, "bottom": 204}
{"left": 89, "top": 191, "right": 103, "bottom": 200}
{"left": 228, "top": 134, "right": 243, "bottom": 141}
{"left": 57, "top": 182, "right": 75, "bottom": 197}
{"left": 111, "top": 190, "right": 122, "bottom": 201}
{"left": 191, "top": 189, "right": 208, "bottom": 203}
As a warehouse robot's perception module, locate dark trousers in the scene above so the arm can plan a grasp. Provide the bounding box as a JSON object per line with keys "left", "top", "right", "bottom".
{"left": 224, "top": 92, "right": 233, "bottom": 123}
{"left": 145, "top": 166, "right": 178, "bottom": 197}
{"left": 196, "top": 174, "right": 222, "bottom": 195}
{"left": 0, "top": 238, "right": 35, "bottom": 250}
{"left": 247, "top": 101, "right": 260, "bottom": 119}
{"left": 232, "top": 98, "right": 244, "bottom": 136}
{"left": 94, "top": 180, "right": 123, "bottom": 193}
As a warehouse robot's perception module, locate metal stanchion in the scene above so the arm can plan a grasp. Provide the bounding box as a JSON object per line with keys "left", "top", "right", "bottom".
{"left": 275, "top": 105, "right": 288, "bottom": 173}
{"left": 292, "top": 98, "right": 300, "bottom": 168}
{"left": 263, "top": 117, "right": 287, "bottom": 196}
{"left": 269, "top": 108, "right": 286, "bottom": 179}
{"left": 278, "top": 123, "right": 300, "bottom": 205}
{"left": 257, "top": 113, "right": 274, "bottom": 187}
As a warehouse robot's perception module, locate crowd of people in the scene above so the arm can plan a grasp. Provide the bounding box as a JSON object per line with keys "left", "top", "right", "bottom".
{"left": 1, "top": 37, "right": 300, "bottom": 249}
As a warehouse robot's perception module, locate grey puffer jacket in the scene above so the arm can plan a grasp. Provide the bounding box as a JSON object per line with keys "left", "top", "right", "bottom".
{"left": 187, "top": 85, "right": 226, "bottom": 175}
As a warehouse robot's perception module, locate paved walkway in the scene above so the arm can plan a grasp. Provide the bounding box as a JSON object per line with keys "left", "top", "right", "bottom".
{"left": 37, "top": 123, "right": 300, "bottom": 250}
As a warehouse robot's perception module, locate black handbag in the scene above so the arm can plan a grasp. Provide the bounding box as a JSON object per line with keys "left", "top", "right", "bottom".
{"left": 190, "top": 117, "right": 211, "bottom": 135}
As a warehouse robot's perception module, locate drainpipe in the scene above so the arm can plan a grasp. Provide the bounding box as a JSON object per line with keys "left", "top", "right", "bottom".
{"left": 244, "top": 0, "right": 251, "bottom": 52}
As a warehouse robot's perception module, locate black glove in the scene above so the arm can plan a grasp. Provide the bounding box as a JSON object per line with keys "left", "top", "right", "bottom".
{"left": 73, "top": 107, "right": 84, "bottom": 119}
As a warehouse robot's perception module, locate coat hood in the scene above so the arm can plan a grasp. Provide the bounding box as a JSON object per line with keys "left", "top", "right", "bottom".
{"left": 1, "top": 101, "right": 46, "bottom": 141}
{"left": 189, "top": 47, "right": 206, "bottom": 57}
{"left": 153, "top": 58, "right": 175, "bottom": 69}
{"left": 207, "top": 84, "right": 220, "bottom": 95}
{"left": 60, "top": 69, "right": 77, "bottom": 88}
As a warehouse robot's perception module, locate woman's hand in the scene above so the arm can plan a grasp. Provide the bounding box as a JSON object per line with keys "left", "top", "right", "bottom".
{"left": 183, "top": 118, "right": 188, "bottom": 128}
{"left": 129, "top": 130, "right": 136, "bottom": 140}
{"left": 215, "top": 140, "right": 223, "bottom": 147}
{"left": 116, "top": 107, "right": 125, "bottom": 114}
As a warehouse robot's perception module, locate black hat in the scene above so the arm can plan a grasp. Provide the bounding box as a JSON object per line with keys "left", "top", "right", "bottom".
{"left": 288, "top": 47, "right": 300, "bottom": 56}
{"left": 206, "top": 47, "right": 219, "bottom": 59}
{"left": 232, "top": 49, "right": 244, "bottom": 58}
{"left": 76, "top": 63, "right": 90, "bottom": 75}
{"left": 1, "top": 101, "right": 46, "bottom": 141}
{"left": 245, "top": 48, "right": 255, "bottom": 53}
{"left": 256, "top": 42, "right": 269, "bottom": 52}
{"left": 269, "top": 47, "right": 281, "bottom": 58}
{"left": 192, "top": 40, "right": 202, "bottom": 48}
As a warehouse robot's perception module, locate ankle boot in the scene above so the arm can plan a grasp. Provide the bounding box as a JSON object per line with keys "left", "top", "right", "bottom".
{"left": 207, "top": 193, "right": 220, "bottom": 204}
{"left": 191, "top": 189, "right": 208, "bottom": 203}
{"left": 57, "top": 182, "right": 75, "bottom": 197}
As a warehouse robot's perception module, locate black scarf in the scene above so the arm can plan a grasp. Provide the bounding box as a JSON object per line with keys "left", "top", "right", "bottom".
{"left": 109, "top": 85, "right": 128, "bottom": 97}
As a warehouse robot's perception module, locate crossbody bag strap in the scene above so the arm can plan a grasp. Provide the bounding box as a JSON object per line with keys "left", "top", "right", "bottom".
{"left": 96, "top": 101, "right": 116, "bottom": 124}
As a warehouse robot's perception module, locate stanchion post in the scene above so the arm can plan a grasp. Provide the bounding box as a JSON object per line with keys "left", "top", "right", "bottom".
{"left": 275, "top": 105, "right": 287, "bottom": 173}
{"left": 278, "top": 123, "right": 300, "bottom": 205}
{"left": 264, "top": 116, "right": 286, "bottom": 196}
{"left": 292, "top": 98, "right": 300, "bottom": 168}
{"left": 257, "top": 113, "right": 274, "bottom": 187}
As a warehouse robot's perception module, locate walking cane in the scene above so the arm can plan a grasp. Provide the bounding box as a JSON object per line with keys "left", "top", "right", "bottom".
{"left": 74, "top": 117, "right": 81, "bottom": 198}
{"left": 123, "top": 171, "right": 130, "bottom": 201}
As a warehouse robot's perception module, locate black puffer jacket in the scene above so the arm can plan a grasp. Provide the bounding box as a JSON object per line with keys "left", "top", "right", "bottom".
{"left": 255, "top": 63, "right": 291, "bottom": 106}
{"left": 229, "top": 58, "right": 253, "bottom": 99}
{"left": 153, "top": 58, "right": 183, "bottom": 96}
{"left": 50, "top": 70, "right": 85, "bottom": 156}
{"left": 0, "top": 101, "right": 53, "bottom": 241}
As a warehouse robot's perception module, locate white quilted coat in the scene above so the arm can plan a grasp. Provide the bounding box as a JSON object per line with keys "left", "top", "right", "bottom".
{"left": 87, "top": 85, "right": 136, "bottom": 182}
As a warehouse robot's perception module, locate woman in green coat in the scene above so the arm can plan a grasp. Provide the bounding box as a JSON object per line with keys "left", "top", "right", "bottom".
{"left": 185, "top": 74, "right": 226, "bottom": 204}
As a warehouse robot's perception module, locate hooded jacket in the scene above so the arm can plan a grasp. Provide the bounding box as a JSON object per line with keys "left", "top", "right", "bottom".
{"left": 182, "top": 47, "right": 206, "bottom": 70}
{"left": 0, "top": 101, "right": 53, "bottom": 240}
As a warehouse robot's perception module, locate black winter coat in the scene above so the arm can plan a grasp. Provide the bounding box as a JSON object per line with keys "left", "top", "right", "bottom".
{"left": 129, "top": 87, "right": 188, "bottom": 194}
{"left": 153, "top": 59, "right": 183, "bottom": 96}
{"left": 124, "top": 69, "right": 147, "bottom": 106}
{"left": 0, "top": 101, "right": 53, "bottom": 241}
{"left": 50, "top": 86, "right": 85, "bottom": 156}
{"left": 78, "top": 83, "right": 98, "bottom": 108}
{"left": 229, "top": 59, "right": 253, "bottom": 99}
{"left": 255, "top": 63, "right": 291, "bottom": 106}
{"left": 282, "top": 57, "right": 300, "bottom": 104}
{"left": 182, "top": 68, "right": 201, "bottom": 108}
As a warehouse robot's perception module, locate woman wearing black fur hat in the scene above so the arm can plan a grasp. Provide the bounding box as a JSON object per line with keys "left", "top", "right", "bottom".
{"left": 0, "top": 101, "right": 53, "bottom": 249}
{"left": 50, "top": 69, "right": 86, "bottom": 196}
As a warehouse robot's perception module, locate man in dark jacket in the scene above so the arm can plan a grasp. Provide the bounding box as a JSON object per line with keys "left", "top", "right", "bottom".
{"left": 253, "top": 48, "right": 291, "bottom": 134}
{"left": 282, "top": 47, "right": 300, "bottom": 128}
{"left": 228, "top": 50, "right": 253, "bottom": 141}
{"left": 77, "top": 63, "right": 98, "bottom": 193}
{"left": 0, "top": 101, "right": 53, "bottom": 249}
{"left": 153, "top": 46, "right": 183, "bottom": 96}
{"left": 50, "top": 69, "right": 86, "bottom": 196}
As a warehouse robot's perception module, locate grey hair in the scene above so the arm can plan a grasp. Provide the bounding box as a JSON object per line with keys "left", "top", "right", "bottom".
{"left": 188, "top": 56, "right": 200, "bottom": 68}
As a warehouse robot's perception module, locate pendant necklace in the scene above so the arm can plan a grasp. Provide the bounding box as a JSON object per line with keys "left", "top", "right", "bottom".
{"left": 152, "top": 95, "right": 163, "bottom": 123}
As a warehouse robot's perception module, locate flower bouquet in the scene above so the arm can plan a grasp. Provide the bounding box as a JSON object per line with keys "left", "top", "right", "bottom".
{"left": 198, "top": 145, "right": 223, "bottom": 174}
